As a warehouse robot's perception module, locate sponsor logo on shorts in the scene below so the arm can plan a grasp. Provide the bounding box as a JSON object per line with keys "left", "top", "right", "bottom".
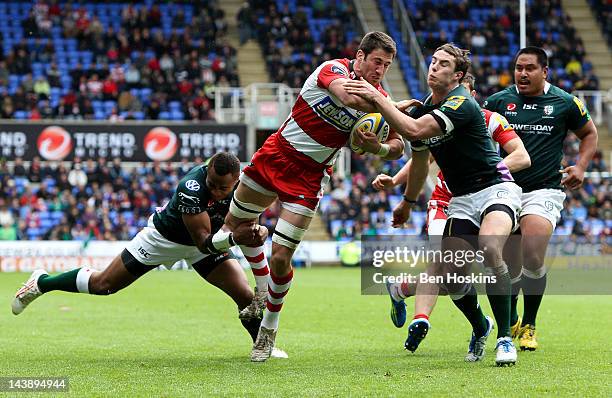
{"left": 496, "top": 190, "right": 509, "bottom": 199}
{"left": 138, "top": 246, "right": 150, "bottom": 258}
{"left": 185, "top": 180, "right": 201, "bottom": 191}
{"left": 545, "top": 200, "right": 554, "bottom": 212}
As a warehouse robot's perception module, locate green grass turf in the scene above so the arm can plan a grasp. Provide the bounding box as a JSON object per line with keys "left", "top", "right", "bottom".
{"left": 1, "top": 268, "right": 611, "bottom": 397}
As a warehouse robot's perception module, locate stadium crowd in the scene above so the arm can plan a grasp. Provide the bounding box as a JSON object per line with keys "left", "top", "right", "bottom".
{"left": 408, "top": 0, "right": 600, "bottom": 99}
{"left": 319, "top": 145, "right": 610, "bottom": 244}
{"left": 0, "top": 143, "right": 607, "bottom": 244}
{"left": 0, "top": 1, "right": 608, "bottom": 246}
{"left": 0, "top": 156, "right": 283, "bottom": 242}
{"left": 245, "top": 0, "right": 359, "bottom": 89}
{"left": 0, "top": 0, "right": 605, "bottom": 118}
{"left": 588, "top": 0, "right": 611, "bottom": 48}
{"left": 0, "top": 1, "right": 236, "bottom": 121}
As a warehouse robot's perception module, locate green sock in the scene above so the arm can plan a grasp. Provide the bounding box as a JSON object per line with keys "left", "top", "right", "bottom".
{"left": 486, "top": 271, "right": 512, "bottom": 338}
{"left": 510, "top": 276, "right": 521, "bottom": 325}
{"left": 451, "top": 285, "right": 488, "bottom": 337}
{"left": 37, "top": 269, "right": 81, "bottom": 293}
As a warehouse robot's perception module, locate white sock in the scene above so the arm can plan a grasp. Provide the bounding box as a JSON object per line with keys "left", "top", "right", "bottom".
{"left": 261, "top": 269, "right": 293, "bottom": 330}
{"left": 240, "top": 245, "right": 270, "bottom": 293}
{"left": 76, "top": 267, "right": 95, "bottom": 294}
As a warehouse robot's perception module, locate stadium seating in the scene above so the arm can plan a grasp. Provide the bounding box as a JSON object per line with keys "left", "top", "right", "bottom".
{"left": 0, "top": 1, "right": 235, "bottom": 120}
{"left": 319, "top": 147, "right": 610, "bottom": 242}
{"left": 588, "top": 0, "right": 612, "bottom": 47}
{"left": 249, "top": 0, "right": 357, "bottom": 88}
{"left": 378, "top": 0, "right": 598, "bottom": 100}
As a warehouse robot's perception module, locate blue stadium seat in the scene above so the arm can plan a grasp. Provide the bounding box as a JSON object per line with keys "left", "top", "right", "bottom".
{"left": 51, "top": 211, "right": 64, "bottom": 220}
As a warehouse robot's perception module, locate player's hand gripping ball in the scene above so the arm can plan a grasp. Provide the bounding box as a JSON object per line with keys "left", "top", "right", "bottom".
{"left": 350, "top": 113, "right": 390, "bottom": 154}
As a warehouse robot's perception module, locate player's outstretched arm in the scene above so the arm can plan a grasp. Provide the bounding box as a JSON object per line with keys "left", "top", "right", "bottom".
{"left": 561, "top": 120, "right": 598, "bottom": 190}
{"left": 343, "top": 79, "right": 442, "bottom": 140}
{"left": 372, "top": 158, "right": 413, "bottom": 191}
{"left": 380, "top": 130, "right": 405, "bottom": 160}
{"left": 392, "top": 150, "right": 429, "bottom": 227}
{"left": 183, "top": 212, "right": 267, "bottom": 254}
{"left": 500, "top": 138, "right": 531, "bottom": 172}
{"left": 328, "top": 78, "right": 379, "bottom": 113}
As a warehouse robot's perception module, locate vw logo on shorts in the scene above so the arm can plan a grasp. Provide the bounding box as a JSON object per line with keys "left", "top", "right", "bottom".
{"left": 185, "top": 179, "right": 201, "bottom": 191}
{"left": 496, "top": 190, "right": 509, "bottom": 199}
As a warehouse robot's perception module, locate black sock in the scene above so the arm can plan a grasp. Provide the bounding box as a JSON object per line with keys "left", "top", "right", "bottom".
{"left": 486, "top": 271, "right": 512, "bottom": 338}
{"left": 522, "top": 273, "right": 547, "bottom": 326}
{"left": 510, "top": 276, "right": 521, "bottom": 326}
{"left": 452, "top": 285, "right": 488, "bottom": 337}
{"left": 241, "top": 317, "right": 262, "bottom": 343}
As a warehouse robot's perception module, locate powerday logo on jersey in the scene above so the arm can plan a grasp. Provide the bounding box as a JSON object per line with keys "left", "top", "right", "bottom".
{"left": 313, "top": 96, "right": 360, "bottom": 131}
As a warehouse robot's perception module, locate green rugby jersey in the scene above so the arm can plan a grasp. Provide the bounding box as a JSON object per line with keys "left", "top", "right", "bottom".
{"left": 153, "top": 165, "right": 233, "bottom": 245}
{"left": 483, "top": 82, "right": 591, "bottom": 192}
{"left": 410, "top": 84, "right": 509, "bottom": 196}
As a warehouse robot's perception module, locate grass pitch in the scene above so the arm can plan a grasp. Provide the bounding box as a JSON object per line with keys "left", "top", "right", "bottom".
{"left": 1, "top": 268, "right": 611, "bottom": 397}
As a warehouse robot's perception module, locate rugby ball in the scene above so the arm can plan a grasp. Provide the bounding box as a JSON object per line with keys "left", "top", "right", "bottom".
{"left": 350, "top": 113, "right": 390, "bottom": 154}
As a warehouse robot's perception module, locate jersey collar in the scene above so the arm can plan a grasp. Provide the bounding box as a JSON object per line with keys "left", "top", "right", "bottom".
{"left": 514, "top": 81, "right": 551, "bottom": 95}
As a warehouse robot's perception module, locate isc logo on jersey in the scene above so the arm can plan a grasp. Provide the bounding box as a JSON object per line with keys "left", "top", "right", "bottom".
{"left": 349, "top": 113, "right": 389, "bottom": 154}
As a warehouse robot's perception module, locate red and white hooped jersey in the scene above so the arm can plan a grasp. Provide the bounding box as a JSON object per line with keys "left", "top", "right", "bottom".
{"left": 429, "top": 109, "right": 517, "bottom": 205}
{"left": 274, "top": 58, "right": 388, "bottom": 168}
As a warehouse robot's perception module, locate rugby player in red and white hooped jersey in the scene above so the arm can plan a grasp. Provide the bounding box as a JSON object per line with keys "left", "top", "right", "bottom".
{"left": 223, "top": 32, "right": 410, "bottom": 362}
{"left": 372, "top": 73, "right": 531, "bottom": 335}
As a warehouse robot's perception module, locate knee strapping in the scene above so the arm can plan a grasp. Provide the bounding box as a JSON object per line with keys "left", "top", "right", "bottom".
{"left": 229, "top": 196, "right": 267, "bottom": 219}
{"left": 522, "top": 266, "right": 546, "bottom": 279}
{"left": 490, "top": 261, "right": 509, "bottom": 276}
{"left": 272, "top": 219, "right": 306, "bottom": 249}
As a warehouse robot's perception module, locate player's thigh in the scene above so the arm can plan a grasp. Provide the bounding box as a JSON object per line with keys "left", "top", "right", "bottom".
{"left": 477, "top": 182, "right": 522, "bottom": 257}
{"left": 226, "top": 182, "right": 277, "bottom": 226}
{"left": 519, "top": 214, "right": 554, "bottom": 270}
{"left": 91, "top": 249, "right": 156, "bottom": 293}
{"left": 124, "top": 222, "right": 197, "bottom": 276}
{"left": 502, "top": 229, "right": 523, "bottom": 276}
{"left": 268, "top": 207, "right": 312, "bottom": 272}
{"left": 441, "top": 217, "right": 479, "bottom": 275}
